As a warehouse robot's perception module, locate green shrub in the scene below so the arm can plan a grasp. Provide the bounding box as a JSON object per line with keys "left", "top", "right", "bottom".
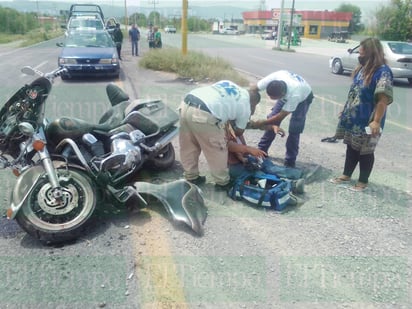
{"left": 139, "top": 47, "right": 249, "bottom": 86}
{"left": 18, "top": 28, "right": 64, "bottom": 47}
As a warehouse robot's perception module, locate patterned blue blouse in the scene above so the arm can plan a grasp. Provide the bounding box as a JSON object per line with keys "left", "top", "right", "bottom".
{"left": 337, "top": 65, "right": 393, "bottom": 138}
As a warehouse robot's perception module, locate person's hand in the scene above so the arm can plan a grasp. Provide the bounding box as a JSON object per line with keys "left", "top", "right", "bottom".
{"left": 247, "top": 146, "right": 267, "bottom": 158}
{"left": 247, "top": 119, "right": 266, "bottom": 130}
{"left": 273, "top": 125, "right": 285, "bottom": 137}
{"left": 368, "top": 121, "right": 382, "bottom": 136}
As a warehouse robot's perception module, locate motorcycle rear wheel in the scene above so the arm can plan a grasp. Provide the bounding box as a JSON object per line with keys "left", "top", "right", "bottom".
{"left": 147, "top": 143, "right": 175, "bottom": 170}
{"left": 15, "top": 168, "right": 96, "bottom": 245}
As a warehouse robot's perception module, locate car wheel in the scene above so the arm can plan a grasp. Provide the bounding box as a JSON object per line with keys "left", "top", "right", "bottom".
{"left": 408, "top": 78, "right": 412, "bottom": 85}
{"left": 331, "top": 59, "right": 343, "bottom": 74}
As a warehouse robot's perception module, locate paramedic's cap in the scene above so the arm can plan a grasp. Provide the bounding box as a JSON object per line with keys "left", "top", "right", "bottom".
{"left": 266, "top": 80, "right": 287, "bottom": 98}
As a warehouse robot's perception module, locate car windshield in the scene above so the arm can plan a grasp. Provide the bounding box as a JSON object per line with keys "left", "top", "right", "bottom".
{"left": 65, "top": 32, "right": 114, "bottom": 48}
{"left": 69, "top": 18, "right": 104, "bottom": 30}
{"left": 387, "top": 42, "right": 412, "bottom": 54}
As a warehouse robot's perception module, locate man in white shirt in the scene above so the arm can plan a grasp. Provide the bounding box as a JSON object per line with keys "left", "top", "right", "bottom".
{"left": 179, "top": 80, "right": 261, "bottom": 190}
{"left": 249, "top": 70, "right": 314, "bottom": 168}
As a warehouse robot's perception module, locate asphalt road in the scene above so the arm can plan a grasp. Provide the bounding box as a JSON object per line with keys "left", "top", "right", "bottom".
{"left": 0, "top": 35, "right": 411, "bottom": 309}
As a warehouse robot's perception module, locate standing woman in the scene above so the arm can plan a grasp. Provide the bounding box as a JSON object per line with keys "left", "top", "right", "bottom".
{"left": 330, "top": 37, "right": 393, "bottom": 192}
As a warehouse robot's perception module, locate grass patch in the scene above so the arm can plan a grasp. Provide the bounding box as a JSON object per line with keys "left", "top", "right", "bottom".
{"left": 139, "top": 47, "right": 249, "bottom": 86}
{"left": 0, "top": 33, "right": 24, "bottom": 44}
{"left": 0, "top": 28, "right": 64, "bottom": 47}
{"left": 18, "top": 28, "right": 64, "bottom": 47}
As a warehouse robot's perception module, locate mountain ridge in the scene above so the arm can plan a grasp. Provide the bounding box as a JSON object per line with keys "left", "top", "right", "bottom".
{"left": 0, "top": 1, "right": 249, "bottom": 20}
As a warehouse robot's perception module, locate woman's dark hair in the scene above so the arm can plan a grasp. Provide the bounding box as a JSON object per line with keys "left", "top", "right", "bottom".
{"left": 352, "top": 37, "right": 386, "bottom": 86}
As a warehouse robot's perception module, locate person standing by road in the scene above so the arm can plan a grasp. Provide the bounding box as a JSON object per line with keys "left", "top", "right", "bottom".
{"left": 249, "top": 70, "right": 314, "bottom": 168}
{"left": 112, "top": 23, "right": 123, "bottom": 60}
{"left": 153, "top": 26, "right": 162, "bottom": 48}
{"left": 147, "top": 24, "right": 155, "bottom": 48}
{"left": 128, "top": 23, "right": 140, "bottom": 56}
{"left": 179, "top": 80, "right": 261, "bottom": 190}
{"left": 330, "top": 37, "right": 393, "bottom": 192}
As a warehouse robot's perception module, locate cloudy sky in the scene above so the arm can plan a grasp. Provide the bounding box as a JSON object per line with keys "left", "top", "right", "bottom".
{"left": 11, "top": 0, "right": 388, "bottom": 9}
{"left": 125, "top": 0, "right": 387, "bottom": 9}
{"left": 5, "top": 0, "right": 388, "bottom": 16}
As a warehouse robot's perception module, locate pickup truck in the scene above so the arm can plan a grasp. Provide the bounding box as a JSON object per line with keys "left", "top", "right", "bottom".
{"left": 164, "top": 25, "right": 177, "bottom": 33}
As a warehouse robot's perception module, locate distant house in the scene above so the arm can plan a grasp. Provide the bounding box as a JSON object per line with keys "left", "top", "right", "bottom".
{"left": 241, "top": 11, "right": 274, "bottom": 34}
{"left": 242, "top": 10, "right": 352, "bottom": 39}
{"left": 38, "top": 16, "right": 58, "bottom": 24}
{"left": 298, "top": 11, "right": 352, "bottom": 39}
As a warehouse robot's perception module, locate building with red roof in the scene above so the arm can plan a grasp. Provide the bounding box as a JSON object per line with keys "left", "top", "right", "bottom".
{"left": 242, "top": 9, "right": 353, "bottom": 39}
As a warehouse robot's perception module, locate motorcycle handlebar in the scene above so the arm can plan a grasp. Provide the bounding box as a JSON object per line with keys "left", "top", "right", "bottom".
{"left": 22, "top": 66, "right": 68, "bottom": 82}
{"left": 44, "top": 68, "right": 68, "bottom": 81}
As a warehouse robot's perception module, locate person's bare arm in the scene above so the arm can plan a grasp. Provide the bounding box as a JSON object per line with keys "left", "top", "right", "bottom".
{"left": 249, "top": 110, "right": 290, "bottom": 130}
{"left": 369, "top": 93, "right": 390, "bottom": 135}
{"left": 227, "top": 141, "right": 267, "bottom": 158}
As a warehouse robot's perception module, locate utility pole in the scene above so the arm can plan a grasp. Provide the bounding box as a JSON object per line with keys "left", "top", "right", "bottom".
{"left": 287, "top": 0, "right": 295, "bottom": 50}
{"left": 275, "top": 0, "right": 285, "bottom": 49}
{"left": 182, "top": 0, "right": 188, "bottom": 55}
{"left": 259, "top": 0, "right": 266, "bottom": 11}
{"left": 124, "top": 0, "right": 128, "bottom": 31}
{"left": 149, "top": 0, "right": 159, "bottom": 25}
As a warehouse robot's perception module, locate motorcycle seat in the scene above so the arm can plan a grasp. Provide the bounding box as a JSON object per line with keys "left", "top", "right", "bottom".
{"left": 47, "top": 117, "right": 112, "bottom": 144}
{"left": 106, "top": 83, "right": 129, "bottom": 106}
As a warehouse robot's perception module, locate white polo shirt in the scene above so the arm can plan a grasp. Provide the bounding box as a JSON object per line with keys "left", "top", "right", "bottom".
{"left": 257, "top": 70, "right": 312, "bottom": 112}
{"left": 188, "top": 80, "right": 251, "bottom": 129}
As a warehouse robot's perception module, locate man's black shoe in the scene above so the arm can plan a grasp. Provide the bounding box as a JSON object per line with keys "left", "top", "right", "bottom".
{"left": 214, "top": 182, "right": 232, "bottom": 192}
{"left": 187, "top": 176, "right": 206, "bottom": 185}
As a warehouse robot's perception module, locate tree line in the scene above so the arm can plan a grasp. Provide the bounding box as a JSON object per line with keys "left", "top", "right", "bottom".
{"left": 374, "top": 0, "right": 412, "bottom": 41}
{"left": 0, "top": 6, "right": 39, "bottom": 34}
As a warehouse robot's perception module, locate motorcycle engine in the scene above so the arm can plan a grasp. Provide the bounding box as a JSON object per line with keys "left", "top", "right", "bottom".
{"left": 99, "top": 137, "right": 142, "bottom": 174}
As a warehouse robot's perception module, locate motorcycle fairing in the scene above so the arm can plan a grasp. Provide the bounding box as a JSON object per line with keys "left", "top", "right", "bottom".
{"left": 7, "top": 161, "right": 84, "bottom": 219}
{"left": 0, "top": 79, "right": 51, "bottom": 155}
{"left": 135, "top": 180, "right": 207, "bottom": 235}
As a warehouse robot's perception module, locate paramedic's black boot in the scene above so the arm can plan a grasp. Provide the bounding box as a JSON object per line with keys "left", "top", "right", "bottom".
{"left": 188, "top": 176, "right": 206, "bottom": 185}
{"left": 214, "top": 182, "right": 232, "bottom": 192}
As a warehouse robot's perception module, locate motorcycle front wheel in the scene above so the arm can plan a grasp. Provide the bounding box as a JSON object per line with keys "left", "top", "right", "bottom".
{"left": 15, "top": 168, "right": 97, "bottom": 245}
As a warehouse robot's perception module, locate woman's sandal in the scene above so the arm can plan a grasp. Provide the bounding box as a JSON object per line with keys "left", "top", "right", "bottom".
{"left": 329, "top": 176, "right": 351, "bottom": 184}
{"left": 348, "top": 183, "right": 368, "bottom": 192}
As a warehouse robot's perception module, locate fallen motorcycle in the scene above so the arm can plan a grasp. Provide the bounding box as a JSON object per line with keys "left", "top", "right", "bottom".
{"left": 1, "top": 66, "right": 207, "bottom": 244}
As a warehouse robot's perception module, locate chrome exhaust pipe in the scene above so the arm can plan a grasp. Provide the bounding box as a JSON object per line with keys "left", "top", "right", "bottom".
{"left": 141, "top": 126, "right": 179, "bottom": 153}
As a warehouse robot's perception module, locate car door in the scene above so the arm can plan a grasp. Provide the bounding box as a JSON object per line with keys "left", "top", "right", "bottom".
{"left": 342, "top": 45, "right": 360, "bottom": 72}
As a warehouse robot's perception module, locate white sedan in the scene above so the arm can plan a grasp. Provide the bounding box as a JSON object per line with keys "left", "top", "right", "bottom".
{"left": 223, "top": 27, "right": 239, "bottom": 35}
{"left": 329, "top": 41, "right": 412, "bottom": 85}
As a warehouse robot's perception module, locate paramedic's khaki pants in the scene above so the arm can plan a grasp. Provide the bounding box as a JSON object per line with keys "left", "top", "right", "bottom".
{"left": 179, "top": 102, "right": 230, "bottom": 186}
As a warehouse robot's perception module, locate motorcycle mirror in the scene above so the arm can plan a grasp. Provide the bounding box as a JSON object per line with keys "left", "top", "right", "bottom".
{"left": 18, "top": 122, "right": 35, "bottom": 136}
{"left": 21, "top": 66, "right": 36, "bottom": 76}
